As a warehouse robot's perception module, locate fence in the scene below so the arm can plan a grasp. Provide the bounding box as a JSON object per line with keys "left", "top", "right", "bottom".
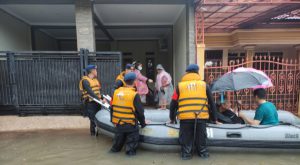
{"left": 0, "top": 50, "right": 121, "bottom": 115}
{"left": 204, "top": 56, "right": 300, "bottom": 114}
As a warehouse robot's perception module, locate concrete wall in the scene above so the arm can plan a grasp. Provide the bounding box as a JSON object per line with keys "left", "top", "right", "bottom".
{"left": 205, "top": 29, "right": 300, "bottom": 49}
{"left": 186, "top": 0, "right": 195, "bottom": 64}
{"left": 34, "top": 30, "right": 58, "bottom": 51}
{"left": 173, "top": 7, "right": 186, "bottom": 84}
{"left": 0, "top": 10, "right": 31, "bottom": 51}
{"left": 75, "top": 0, "right": 96, "bottom": 51}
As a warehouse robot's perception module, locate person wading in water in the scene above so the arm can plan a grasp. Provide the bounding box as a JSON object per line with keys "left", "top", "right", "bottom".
{"left": 79, "top": 65, "right": 107, "bottom": 136}
{"left": 169, "top": 64, "right": 219, "bottom": 160}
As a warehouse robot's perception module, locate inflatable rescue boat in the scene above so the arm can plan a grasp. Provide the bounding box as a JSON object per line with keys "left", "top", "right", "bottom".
{"left": 95, "top": 109, "right": 300, "bottom": 150}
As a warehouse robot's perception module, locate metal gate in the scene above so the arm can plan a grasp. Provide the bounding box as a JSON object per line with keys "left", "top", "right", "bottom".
{"left": 0, "top": 49, "right": 121, "bottom": 115}
{"left": 204, "top": 56, "right": 300, "bottom": 114}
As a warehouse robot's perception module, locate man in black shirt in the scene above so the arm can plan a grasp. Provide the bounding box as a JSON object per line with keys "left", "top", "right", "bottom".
{"left": 79, "top": 65, "right": 107, "bottom": 136}
{"left": 110, "top": 72, "right": 146, "bottom": 156}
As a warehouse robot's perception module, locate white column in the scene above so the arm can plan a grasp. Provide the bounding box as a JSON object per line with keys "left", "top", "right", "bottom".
{"left": 75, "top": 0, "right": 96, "bottom": 52}
{"left": 197, "top": 43, "right": 205, "bottom": 80}
{"left": 243, "top": 45, "right": 256, "bottom": 67}
{"left": 222, "top": 48, "right": 229, "bottom": 66}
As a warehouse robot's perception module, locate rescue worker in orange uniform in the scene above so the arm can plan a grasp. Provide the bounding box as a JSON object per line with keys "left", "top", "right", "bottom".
{"left": 79, "top": 65, "right": 106, "bottom": 136}
{"left": 114, "top": 64, "right": 133, "bottom": 89}
{"left": 110, "top": 72, "right": 146, "bottom": 156}
{"left": 169, "top": 64, "right": 218, "bottom": 160}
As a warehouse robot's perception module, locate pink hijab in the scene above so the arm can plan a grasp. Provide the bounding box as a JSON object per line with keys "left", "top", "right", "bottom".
{"left": 155, "top": 64, "right": 172, "bottom": 91}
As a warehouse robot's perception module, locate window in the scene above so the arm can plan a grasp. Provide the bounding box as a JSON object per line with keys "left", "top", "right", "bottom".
{"left": 205, "top": 50, "right": 222, "bottom": 65}
{"left": 228, "top": 52, "right": 245, "bottom": 65}
{"left": 253, "top": 52, "right": 283, "bottom": 70}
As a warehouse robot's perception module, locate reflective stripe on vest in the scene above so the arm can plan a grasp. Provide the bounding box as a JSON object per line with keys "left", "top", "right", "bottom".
{"left": 178, "top": 78, "right": 209, "bottom": 120}
{"left": 112, "top": 87, "right": 137, "bottom": 125}
{"left": 79, "top": 76, "right": 101, "bottom": 102}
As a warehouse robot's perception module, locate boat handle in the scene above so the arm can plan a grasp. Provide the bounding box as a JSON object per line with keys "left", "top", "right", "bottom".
{"left": 226, "top": 132, "right": 242, "bottom": 138}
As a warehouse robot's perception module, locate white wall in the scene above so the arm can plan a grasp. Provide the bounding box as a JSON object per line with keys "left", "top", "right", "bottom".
{"left": 34, "top": 30, "right": 58, "bottom": 51}
{"left": 173, "top": 7, "right": 186, "bottom": 84}
{"left": 0, "top": 9, "right": 31, "bottom": 51}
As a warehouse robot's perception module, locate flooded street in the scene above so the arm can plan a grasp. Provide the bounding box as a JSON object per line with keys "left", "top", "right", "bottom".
{"left": 0, "top": 129, "right": 299, "bottom": 165}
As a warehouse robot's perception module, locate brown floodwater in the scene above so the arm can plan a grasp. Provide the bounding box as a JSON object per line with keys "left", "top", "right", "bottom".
{"left": 0, "top": 129, "right": 299, "bottom": 165}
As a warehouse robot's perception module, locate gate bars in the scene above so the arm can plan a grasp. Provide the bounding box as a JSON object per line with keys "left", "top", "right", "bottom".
{"left": 204, "top": 56, "right": 300, "bottom": 114}
{"left": 0, "top": 49, "right": 121, "bottom": 115}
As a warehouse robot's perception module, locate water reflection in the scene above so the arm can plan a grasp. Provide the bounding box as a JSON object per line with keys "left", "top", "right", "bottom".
{"left": 0, "top": 130, "right": 299, "bottom": 165}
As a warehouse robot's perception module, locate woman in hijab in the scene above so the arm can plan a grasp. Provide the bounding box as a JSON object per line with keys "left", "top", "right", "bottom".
{"left": 132, "top": 61, "right": 153, "bottom": 103}
{"left": 155, "top": 64, "right": 173, "bottom": 109}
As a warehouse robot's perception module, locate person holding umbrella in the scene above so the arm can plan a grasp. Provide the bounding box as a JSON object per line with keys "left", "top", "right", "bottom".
{"left": 239, "top": 88, "right": 279, "bottom": 125}
{"left": 211, "top": 67, "right": 277, "bottom": 125}
{"left": 169, "top": 64, "right": 218, "bottom": 160}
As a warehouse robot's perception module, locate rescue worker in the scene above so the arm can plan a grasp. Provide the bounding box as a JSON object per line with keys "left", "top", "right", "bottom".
{"left": 169, "top": 64, "right": 218, "bottom": 160}
{"left": 110, "top": 72, "right": 146, "bottom": 156}
{"left": 114, "top": 64, "right": 133, "bottom": 89}
{"left": 79, "top": 65, "right": 105, "bottom": 136}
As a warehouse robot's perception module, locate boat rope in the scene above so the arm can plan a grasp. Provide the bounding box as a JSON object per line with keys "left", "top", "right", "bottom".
{"left": 146, "top": 123, "right": 300, "bottom": 130}
{"left": 279, "top": 122, "right": 300, "bottom": 129}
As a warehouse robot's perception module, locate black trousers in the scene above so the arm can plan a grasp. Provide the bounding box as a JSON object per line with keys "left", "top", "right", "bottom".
{"left": 111, "top": 124, "right": 139, "bottom": 154}
{"left": 179, "top": 120, "right": 207, "bottom": 157}
{"left": 85, "top": 102, "right": 100, "bottom": 134}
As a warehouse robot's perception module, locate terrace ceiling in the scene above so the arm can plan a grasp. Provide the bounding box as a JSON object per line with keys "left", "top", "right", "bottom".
{"left": 195, "top": 0, "right": 300, "bottom": 33}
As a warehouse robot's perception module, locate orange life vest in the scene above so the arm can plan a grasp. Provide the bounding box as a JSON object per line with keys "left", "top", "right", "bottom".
{"left": 177, "top": 73, "right": 209, "bottom": 120}
{"left": 111, "top": 87, "right": 137, "bottom": 125}
{"left": 116, "top": 71, "right": 126, "bottom": 87}
{"left": 79, "top": 76, "right": 101, "bottom": 102}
